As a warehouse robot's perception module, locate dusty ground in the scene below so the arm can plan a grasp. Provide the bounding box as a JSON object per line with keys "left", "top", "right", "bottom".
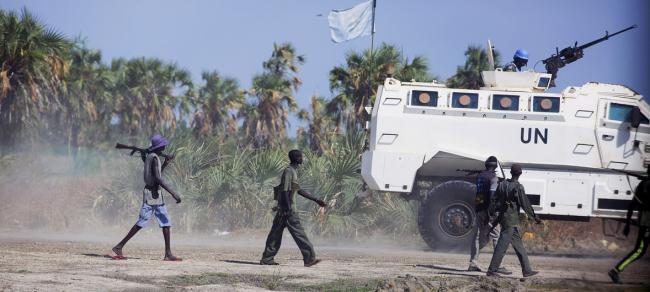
{"left": 0, "top": 231, "right": 649, "bottom": 292}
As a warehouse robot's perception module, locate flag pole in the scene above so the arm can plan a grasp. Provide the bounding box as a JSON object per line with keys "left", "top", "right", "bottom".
{"left": 367, "top": 0, "right": 376, "bottom": 110}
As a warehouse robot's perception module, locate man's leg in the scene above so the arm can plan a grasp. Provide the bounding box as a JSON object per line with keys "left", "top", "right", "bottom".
{"left": 153, "top": 205, "right": 180, "bottom": 260}
{"left": 285, "top": 213, "right": 317, "bottom": 265}
{"left": 113, "top": 205, "right": 152, "bottom": 256}
{"left": 487, "top": 225, "right": 513, "bottom": 273}
{"left": 261, "top": 213, "right": 286, "bottom": 264}
{"left": 468, "top": 226, "right": 481, "bottom": 269}
{"left": 614, "top": 227, "right": 650, "bottom": 272}
{"left": 510, "top": 227, "right": 534, "bottom": 275}
{"left": 489, "top": 223, "right": 512, "bottom": 274}
{"left": 113, "top": 225, "right": 142, "bottom": 256}
{"left": 469, "top": 211, "right": 487, "bottom": 270}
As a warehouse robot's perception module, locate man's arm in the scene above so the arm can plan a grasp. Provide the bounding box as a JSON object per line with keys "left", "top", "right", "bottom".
{"left": 518, "top": 184, "right": 540, "bottom": 223}
{"left": 297, "top": 190, "right": 327, "bottom": 207}
{"left": 161, "top": 154, "right": 174, "bottom": 171}
{"left": 153, "top": 157, "right": 181, "bottom": 203}
{"left": 489, "top": 181, "right": 503, "bottom": 217}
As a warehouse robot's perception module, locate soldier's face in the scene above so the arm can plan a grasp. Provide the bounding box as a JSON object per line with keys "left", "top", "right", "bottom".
{"left": 516, "top": 59, "right": 528, "bottom": 67}
{"left": 296, "top": 153, "right": 303, "bottom": 164}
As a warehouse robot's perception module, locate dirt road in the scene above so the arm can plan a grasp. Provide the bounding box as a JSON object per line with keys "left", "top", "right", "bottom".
{"left": 0, "top": 232, "right": 648, "bottom": 291}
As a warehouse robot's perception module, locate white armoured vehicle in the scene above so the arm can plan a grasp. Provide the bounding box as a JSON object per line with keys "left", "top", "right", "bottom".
{"left": 361, "top": 48, "right": 649, "bottom": 250}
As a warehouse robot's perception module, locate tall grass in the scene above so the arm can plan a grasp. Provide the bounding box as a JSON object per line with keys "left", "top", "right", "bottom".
{"left": 94, "top": 132, "right": 420, "bottom": 239}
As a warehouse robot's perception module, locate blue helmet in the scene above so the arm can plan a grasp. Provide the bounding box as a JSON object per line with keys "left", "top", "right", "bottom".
{"left": 514, "top": 49, "right": 529, "bottom": 60}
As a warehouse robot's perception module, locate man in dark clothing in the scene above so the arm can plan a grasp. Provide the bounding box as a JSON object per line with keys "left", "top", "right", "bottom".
{"left": 260, "top": 150, "right": 327, "bottom": 267}
{"left": 487, "top": 164, "right": 542, "bottom": 277}
{"left": 468, "top": 156, "right": 511, "bottom": 274}
{"left": 504, "top": 49, "right": 529, "bottom": 72}
{"left": 112, "top": 134, "right": 182, "bottom": 261}
{"left": 608, "top": 167, "right": 650, "bottom": 284}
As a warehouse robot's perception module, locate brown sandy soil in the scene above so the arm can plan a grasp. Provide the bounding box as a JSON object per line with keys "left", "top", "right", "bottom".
{"left": 0, "top": 232, "right": 648, "bottom": 292}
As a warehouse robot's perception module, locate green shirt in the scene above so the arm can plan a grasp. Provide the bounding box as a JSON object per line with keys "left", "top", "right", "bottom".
{"left": 279, "top": 165, "right": 300, "bottom": 210}
{"left": 494, "top": 179, "right": 537, "bottom": 227}
{"left": 282, "top": 165, "right": 300, "bottom": 193}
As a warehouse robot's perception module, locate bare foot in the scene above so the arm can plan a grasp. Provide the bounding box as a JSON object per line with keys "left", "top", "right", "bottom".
{"left": 112, "top": 246, "right": 123, "bottom": 257}
{"left": 164, "top": 255, "right": 182, "bottom": 261}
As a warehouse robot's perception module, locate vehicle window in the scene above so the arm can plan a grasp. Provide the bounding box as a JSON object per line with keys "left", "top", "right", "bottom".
{"left": 537, "top": 77, "right": 551, "bottom": 88}
{"left": 608, "top": 103, "right": 649, "bottom": 124}
{"left": 532, "top": 96, "right": 560, "bottom": 113}
{"left": 451, "top": 92, "right": 478, "bottom": 109}
{"left": 492, "top": 94, "right": 519, "bottom": 111}
{"left": 410, "top": 90, "right": 438, "bottom": 107}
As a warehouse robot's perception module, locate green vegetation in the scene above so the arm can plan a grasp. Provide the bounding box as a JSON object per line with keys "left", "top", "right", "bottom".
{"left": 0, "top": 7, "right": 493, "bottom": 237}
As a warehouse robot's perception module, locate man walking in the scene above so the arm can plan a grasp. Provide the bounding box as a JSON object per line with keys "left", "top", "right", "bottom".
{"left": 487, "top": 164, "right": 542, "bottom": 277}
{"left": 260, "top": 149, "right": 327, "bottom": 267}
{"left": 608, "top": 166, "right": 650, "bottom": 284}
{"left": 468, "top": 156, "right": 511, "bottom": 274}
{"left": 112, "top": 134, "right": 182, "bottom": 261}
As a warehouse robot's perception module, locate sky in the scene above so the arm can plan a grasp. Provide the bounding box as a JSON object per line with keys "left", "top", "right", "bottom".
{"left": 2, "top": 0, "right": 649, "bottom": 133}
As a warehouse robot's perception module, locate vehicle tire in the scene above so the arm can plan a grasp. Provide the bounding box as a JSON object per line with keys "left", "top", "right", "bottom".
{"left": 417, "top": 180, "right": 479, "bottom": 251}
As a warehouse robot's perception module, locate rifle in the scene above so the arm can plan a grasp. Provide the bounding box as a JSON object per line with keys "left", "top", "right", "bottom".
{"left": 613, "top": 169, "right": 647, "bottom": 180}
{"left": 115, "top": 143, "right": 173, "bottom": 160}
{"left": 542, "top": 25, "right": 636, "bottom": 87}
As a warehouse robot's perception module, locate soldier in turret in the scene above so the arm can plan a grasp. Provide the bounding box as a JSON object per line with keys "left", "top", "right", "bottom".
{"left": 467, "top": 156, "right": 511, "bottom": 274}
{"left": 504, "top": 49, "right": 529, "bottom": 72}
{"left": 608, "top": 166, "right": 650, "bottom": 284}
{"left": 486, "top": 164, "right": 542, "bottom": 277}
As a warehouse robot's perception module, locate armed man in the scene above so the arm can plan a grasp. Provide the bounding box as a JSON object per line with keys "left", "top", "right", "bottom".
{"left": 111, "top": 134, "right": 182, "bottom": 261}
{"left": 504, "top": 49, "right": 529, "bottom": 72}
{"left": 487, "top": 164, "right": 542, "bottom": 277}
{"left": 467, "top": 156, "right": 511, "bottom": 275}
{"left": 608, "top": 166, "right": 650, "bottom": 284}
{"left": 260, "top": 149, "right": 327, "bottom": 267}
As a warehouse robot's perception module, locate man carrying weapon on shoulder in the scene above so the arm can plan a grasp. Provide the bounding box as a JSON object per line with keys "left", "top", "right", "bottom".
{"left": 111, "top": 134, "right": 182, "bottom": 261}
{"left": 466, "top": 156, "right": 511, "bottom": 275}
{"left": 487, "top": 164, "right": 543, "bottom": 278}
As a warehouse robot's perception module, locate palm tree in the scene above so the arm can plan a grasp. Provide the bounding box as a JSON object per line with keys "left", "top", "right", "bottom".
{"left": 446, "top": 45, "right": 501, "bottom": 89}
{"left": 0, "top": 8, "right": 71, "bottom": 150}
{"left": 57, "top": 43, "right": 114, "bottom": 155}
{"left": 297, "top": 96, "right": 335, "bottom": 154}
{"left": 328, "top": 43, "right": 433, "bottom": 132}
{"left": 241, "top": 43, "right": 303, "bottom": 147}
{"left": 195, "top": 71, "right": 243, "bottom": 137}
{"left": 112, "top": 57, "right": 193, "bottom": 136}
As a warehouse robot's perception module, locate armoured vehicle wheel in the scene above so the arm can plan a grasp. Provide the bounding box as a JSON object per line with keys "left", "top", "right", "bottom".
{"left": 417, "top": 180, "right": 481, "bottom": 251}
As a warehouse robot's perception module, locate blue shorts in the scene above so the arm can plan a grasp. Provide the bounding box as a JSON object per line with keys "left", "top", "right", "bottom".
{"left": 135, "top": 204, "right": 171, "bottom": 228}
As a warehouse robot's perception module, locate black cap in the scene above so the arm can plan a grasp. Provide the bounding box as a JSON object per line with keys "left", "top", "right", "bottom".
{"left": 510, "top": 164, "right": 523, "bottom": 176}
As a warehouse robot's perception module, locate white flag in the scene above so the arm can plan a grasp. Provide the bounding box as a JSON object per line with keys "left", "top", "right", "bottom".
{"left": 328, "top": 0, "right": 374, "bottom": 43}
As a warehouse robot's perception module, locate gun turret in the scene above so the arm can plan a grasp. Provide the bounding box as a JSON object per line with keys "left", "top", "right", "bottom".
{"left": 542, "top": 25, "right": 636, "bottom": 87}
